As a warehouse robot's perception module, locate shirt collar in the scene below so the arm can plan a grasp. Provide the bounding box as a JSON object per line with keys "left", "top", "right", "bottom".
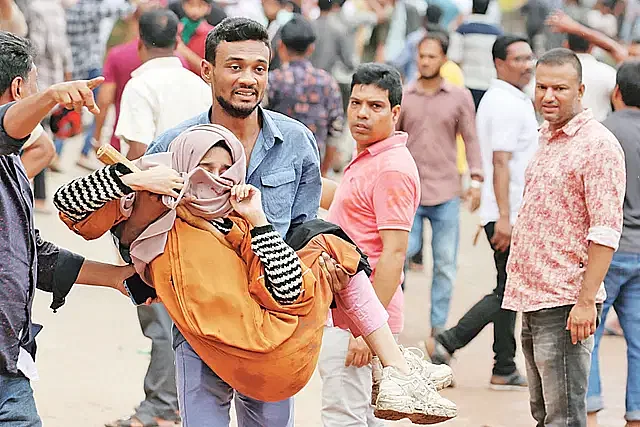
{"left": 205, "top": 106, "right": 284, "bottom": 150}
{"left": 489, "top": 78, "right": 529, "bottom": 100}
{"left": 131, "top": 56, "right": 183, "bottom": 78}
{"left": 576, "top": 53, "right": 596, "bottom": 63}
{"left": 466, "top": 14, "right": 495, "bottom": 24}
{"left": 365, "top": 132, "right": 408, "bottom": 157}
{"left": 540, "top": 109, "right": 594, "bottom": 140}
{"left": 407, "top": 80, "right": 451, "bottom": 95}
{"left": 283, "top": 59, "right": 313, "bottom": 71}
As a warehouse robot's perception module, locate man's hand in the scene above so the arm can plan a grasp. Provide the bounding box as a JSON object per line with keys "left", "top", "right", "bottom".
{"left": 46, "top": 77, "right": 104, "bottom": 114}
{"left": 490, "top": 216, "right": 511, "bottom": 252}
{"left": 318, "top": 252, "right": 349, "bottom": 293}
{"left": 345, "top": 335, "right": 372, "bottom": 368}
{"left": 546, "top": 11, "right": 580, "bottom": 34}
{"left": 230, "top": 184, "right": 269, "bottom": 227}
{"left": 567, "top": 302, "right": 597, "bottom": 345}
{"left": 121, "top": 166, "right": 184, "bottom": 198}
{"left": 464, "top": 186, "right": 481, "bottom": 212}
{"left": 111, "top": 264, "right": 136, "bottom": 296}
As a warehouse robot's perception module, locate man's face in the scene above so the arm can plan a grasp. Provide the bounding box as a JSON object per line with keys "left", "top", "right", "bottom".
{"left": 182, "top": 0, "right": 211, "bottom": 21}
{"left": 629, "top": 42, "right": 640, "bottom": 58}
{"left": 417, "top": 39, "right": 447, "bottom": 80}
{"left": 262, "top": 0, "right": 282, "bottom": 21}
{"left": 496, "top": 41, "right": 535, "bottom": 89}
{"left": 206, "top": 40, "right": 270, "bottom": 118}
{"left": 347, "top": 84, "right": 400, "bottom": 146}
{"left": 534, "top": 62, "right": 584, "bottom": 129}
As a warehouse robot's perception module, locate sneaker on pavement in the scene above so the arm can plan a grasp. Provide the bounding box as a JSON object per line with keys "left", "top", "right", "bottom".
{"left": 401, "top": 346, "right": 454, "bottom": 390}
{"left": 420, "top": 337, "right": 452, "bottom": 366}
{"left": 374, "top": 366, "right": 457, "bottom": 425}
{"left": 489, "top": 371, "right": 528, "bottom": 391}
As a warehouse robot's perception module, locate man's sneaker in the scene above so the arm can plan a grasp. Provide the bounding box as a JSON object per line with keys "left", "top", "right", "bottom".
{"left": 420, "top": 337, "right": 453, "bottom": 366}
{"left": 371, "top": 356, "right": 383, "bottom": 406}
{"left": 401, "top": 346, "right": 454, "bottom": 390}
{"left": 374, "top": 366, "right": 457, "bottom": 425}
{"left": 489, "top": 371, "right": 528, "bottom": 391}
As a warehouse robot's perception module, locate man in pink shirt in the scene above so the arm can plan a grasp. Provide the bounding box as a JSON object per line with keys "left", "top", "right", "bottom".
{"left": 318, "top": 63, "right": 422, "bottom": 427}
{"left": 504, "top": 48, "right": 625, "bottom": 427}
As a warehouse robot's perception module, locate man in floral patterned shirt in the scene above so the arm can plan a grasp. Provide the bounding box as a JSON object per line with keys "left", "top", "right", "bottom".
{"left": 503, "top": 48, "right": 626, "bottom": 427}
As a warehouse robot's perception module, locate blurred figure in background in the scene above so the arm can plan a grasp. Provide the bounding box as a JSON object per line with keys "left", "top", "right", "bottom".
{"left": 267, "top": 15, "right": 344, "bottom": 176}
{"left": 176, "top": 0, "right": 215, "bottom": 73}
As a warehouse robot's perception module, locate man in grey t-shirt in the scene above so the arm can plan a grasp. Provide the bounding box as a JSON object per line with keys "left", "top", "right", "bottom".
{"left": 586, "top": 60, "right": 640, "bottom": 427}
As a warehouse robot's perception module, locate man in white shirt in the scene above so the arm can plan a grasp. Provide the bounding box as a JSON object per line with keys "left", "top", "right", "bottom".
{"left": 107, "top": 8, "right": 212, "bottom": 427}
{"left": 565, "top": 32, "right": 617, "bottom": 121}
{"left": 115, "top": 9, "right": 211, "bottom": 160}
{"left": 426, "top": 35, "right": 538, "bottom": 390}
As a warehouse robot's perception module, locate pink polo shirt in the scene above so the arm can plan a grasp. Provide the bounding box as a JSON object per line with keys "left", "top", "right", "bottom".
{"left": 327, "top": 132, "right": 420, "bottom": 333}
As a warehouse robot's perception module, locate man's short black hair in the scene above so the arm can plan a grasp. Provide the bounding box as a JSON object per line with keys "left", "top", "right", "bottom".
{"left": 425, "top": 4, "right": 443, "bottom": 24}
{"left": 139, "top": 9, "right": 180, "bottom": 50}
{"left": 318, "top": 0, "right": 340, "bottom": 11}
{"left": 0, "top": 31, "right": 35, "bottom": 97}
{"left": 567, "top": 31, "right": 591, "bottom": 53}
{"left": 204, "top": 17, "right": 270, "bottom": 64}
{"left": 536, "top": 47, "right": 583, "bottom": 83}
{"left": 418, "top": 31, "right": 449, "bottom": 55}
{"left": 472, "top": 0, "right": 490, "bottom": 14}
{"left": 616, "top": 60, "right": 640, "bottom": 108}
{"left": 280, "top": 15, "right": 316, "bottom": 54}
{"left": 492, "top": 34, "right": 529, "bottom": 62}
{"left": 350, "top": 63, "right": 403, "bottom": 107}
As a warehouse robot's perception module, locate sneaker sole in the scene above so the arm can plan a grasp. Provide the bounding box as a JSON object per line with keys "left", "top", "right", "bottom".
{"left": 374, "top": 408, "right": 457, "bottom": 425}
{"left": 433, "top": 375, "right": 453, "bottom": 390}
{"left": 489, "top": 383, "right": 528, "bottom": 391}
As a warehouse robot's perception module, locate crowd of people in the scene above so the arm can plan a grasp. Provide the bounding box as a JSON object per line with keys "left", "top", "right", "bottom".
{"left": 0, "top": 0, "right": 639, "bottom": 426}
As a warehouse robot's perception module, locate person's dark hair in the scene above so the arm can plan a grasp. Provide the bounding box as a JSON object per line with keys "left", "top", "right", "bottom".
{"left": 181, "top": 0, "right": 213, "bottom": 5}
{"left": 213, "top": 140, "right": 234, "bottom": 159}
{"left": 139, "top": 9, "right": 180, "bottom": 50}
{"left": 204, "top": 17, "right": 270, "bottom": 64}
{"left": 350, "top": 63, "right": 403, "bottom": 107}
{"left": 318, "top": 0, "right": 339, "bottom": 11}
{"left": 425, "top": 4, "right": 443, "bottom": 25}
{"left": 0, "top": 31, "right": 35, "bottom": 97}
{"left": 418, "top": 31, "right": 449, "bottom": 55}
{"left": 631, "top": 37, "right": 640, "bottom": 45}
{"left": 280, "top": 15, "right": 316, "bottom": 54}
{"left": 536, "top": 48, "right": 583, "bottom": 83}
{"left": 492, "top": 34, "right": 529, "bottom": 62}
{"left": 616, "top": 60, "right": 640, "bottom": 108}
{"left": 472, "top": 0, "right": 490, "bottom": 15}
{"left": 567, "top": 31, "right": 591, "bottom": 53}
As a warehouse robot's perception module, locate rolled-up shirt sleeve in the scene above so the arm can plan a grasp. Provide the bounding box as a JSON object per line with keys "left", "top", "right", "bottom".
{"left": 35, "top": 230, "right": 85, "bottom": 311}
{"left": 584, "top": 140, "right": 626, "bottom": 250}
{"left": 0, "top": 102, "right": 29, "bottom": 156}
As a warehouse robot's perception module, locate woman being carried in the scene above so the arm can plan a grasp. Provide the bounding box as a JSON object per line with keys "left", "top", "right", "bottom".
{"left": 54, "top": 124, "right": 456, "bottom": 425}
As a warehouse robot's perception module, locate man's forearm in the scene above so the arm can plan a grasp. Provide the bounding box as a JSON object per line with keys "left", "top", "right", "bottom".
{"left": 125, "top": 140, "right": 148, "bottom": 161}
{"left": 372, "top": 250, "right": 405, "bottom": 307}
{"left": 579, "top": 242, "right": 615, "bottom": 304}
{"left": 4, "top": 88, "right": 59, "bottom": 139}
{"left": 76, "top": 260, "right": 120, "bottom": 287}
{"left": 493, "top": 162, "right": 511, "bottom": 220}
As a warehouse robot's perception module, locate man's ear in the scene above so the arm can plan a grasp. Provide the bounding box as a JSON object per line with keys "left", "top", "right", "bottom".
{"left": 10, "top": 77, "right": 23, "bottom": 101}
{"left": 391, "top": 104, "right": 401, "bottom": 125}
{"left": 201, "top": 60, "right": 214, "bottom": 84}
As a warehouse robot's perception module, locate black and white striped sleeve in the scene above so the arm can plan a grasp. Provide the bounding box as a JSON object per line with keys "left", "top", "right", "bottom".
{"left": 250, "top": 224, "right": 303, "bottom": 305}
{"left": 53, "top": 163, "right": 134, "bottom": 222}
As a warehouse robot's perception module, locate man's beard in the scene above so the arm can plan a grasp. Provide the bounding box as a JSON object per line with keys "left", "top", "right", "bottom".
{"left": 217, "top": 95, "right": 261, "bottom": 119}
{"left": 419, "top": 71, "right": 440, "bottom": 81}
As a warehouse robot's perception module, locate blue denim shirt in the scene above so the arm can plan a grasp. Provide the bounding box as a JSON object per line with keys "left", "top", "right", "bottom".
{"left": 0, "top": 102, "right": 84, "bottom": 375}
{"left": 147, "top": 106, "right": 322, "bottom": 237}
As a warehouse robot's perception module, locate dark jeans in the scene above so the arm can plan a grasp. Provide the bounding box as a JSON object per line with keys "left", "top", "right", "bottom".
{"left": 136, "top": 303, "right": 179, "bottom": 421}
{"left": 0, "top": 373, "right": 42, "bottom": 426}
{"left": 523, "top": 305, "right": 601, "bottom": 427}
{"left": 436, "top": 222, "right": 517, "bottom": 376}
{"left": 33, "top": 170, "right": 45, "bottom": 201}
{"left": 469, "top": 88, "right": 486, "bottom": 111}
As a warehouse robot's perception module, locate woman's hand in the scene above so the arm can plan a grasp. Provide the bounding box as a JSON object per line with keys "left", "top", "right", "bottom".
{"left": 121, "top": 165, "right": 184, "bottom": 198}
{"left": 230, "top": 184, "right": 269, "bottom": 227}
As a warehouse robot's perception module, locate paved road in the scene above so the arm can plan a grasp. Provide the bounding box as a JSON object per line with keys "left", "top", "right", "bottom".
{"left": 32, "top": 139, "right": 628, "bottom": 427}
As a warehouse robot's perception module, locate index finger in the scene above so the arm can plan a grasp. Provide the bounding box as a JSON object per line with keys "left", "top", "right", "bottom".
{"left": 345, "top": 350, "right": 355, "bottom": 367}
{"left": 86, "top": 76, "right": 105, "bottom": 90}
{"left": 79, "top": 86, "right": 99, "bottom": 115}
{"left": 570, "top": 323, "right": 579, "bottom": 345}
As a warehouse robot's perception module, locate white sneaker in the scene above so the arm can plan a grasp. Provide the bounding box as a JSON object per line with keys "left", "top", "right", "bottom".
{"left": 374, "top": 366, "right": 457, "bottom": 424}
{"left": 401, "top": 346, "right": 454, "bottom": 390}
